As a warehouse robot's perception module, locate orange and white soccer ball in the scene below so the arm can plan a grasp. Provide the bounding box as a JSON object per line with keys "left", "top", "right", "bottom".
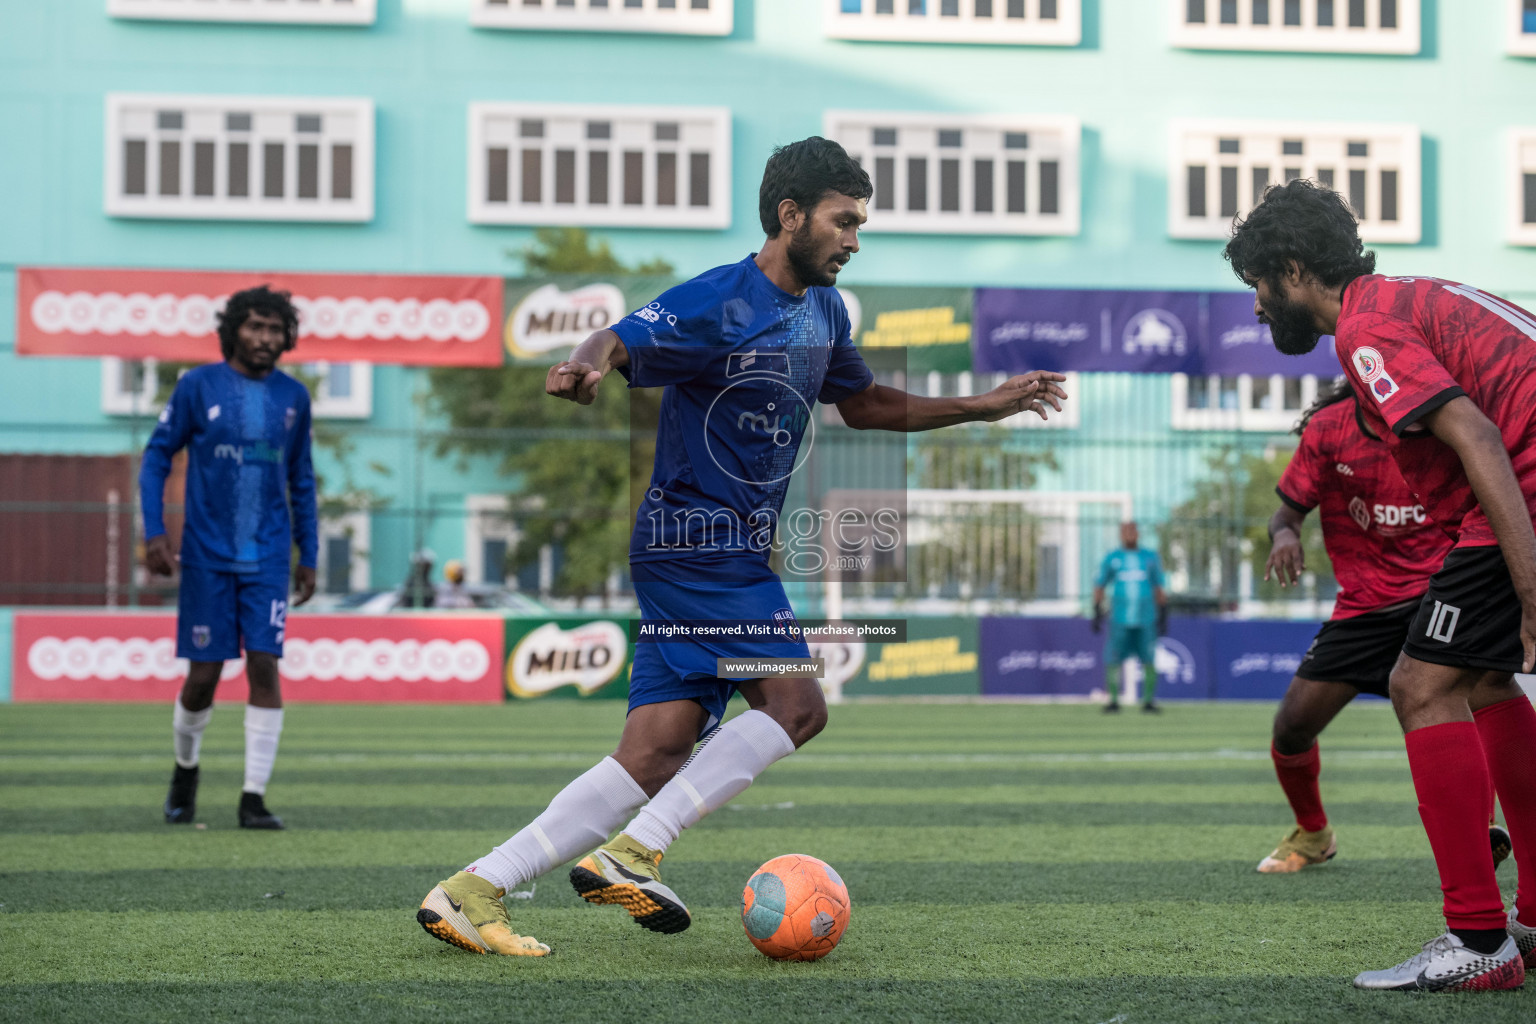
{"left": 740, "top": 854, "right": 851, "bottom": 961}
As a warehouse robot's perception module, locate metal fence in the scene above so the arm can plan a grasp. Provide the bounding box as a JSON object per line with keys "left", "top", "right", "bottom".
{"left": 0, "top": 370, "right": 1331, "bottom": 616}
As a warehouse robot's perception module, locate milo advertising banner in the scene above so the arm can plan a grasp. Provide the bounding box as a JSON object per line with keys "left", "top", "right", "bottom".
{"left": 502, "top": 275, "right": 678, "bottom": 365}
{"left": 837, "top": 285, "right": 974, "bottom": 375}
{"left": 504, "top": 616, "right": 631, "bottom": 701}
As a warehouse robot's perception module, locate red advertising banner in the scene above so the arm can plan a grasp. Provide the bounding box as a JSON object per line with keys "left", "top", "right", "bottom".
{"left": 16, "top": 267, "right": 504, "bottom": 366}
{"left": 11, "top": 613, "right": 506, "bottom": 703}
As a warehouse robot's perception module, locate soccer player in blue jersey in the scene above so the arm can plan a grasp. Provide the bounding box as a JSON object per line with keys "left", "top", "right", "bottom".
{"left": 1092, "top": 521, "right": 1168, "bottom": 713}
{"left": 140, "top": 285, "right": 318, "bottom": 830}
{"left": 417, "top": 137, "right": 1069, "bottom": 956}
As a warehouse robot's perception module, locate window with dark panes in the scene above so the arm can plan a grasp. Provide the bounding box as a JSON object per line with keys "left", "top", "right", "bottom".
{"left": 263, "top": 142, "right": 285, "bottom": 198}
{"left": 907, "top": 157, "right": 928, "bottom": 211}
{"left": 689, "top": 152, "right": 710, "bottom": 207}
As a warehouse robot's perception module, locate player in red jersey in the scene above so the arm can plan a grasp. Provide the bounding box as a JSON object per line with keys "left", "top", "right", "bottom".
{"left": 1226, "top": 179, "right": 1536, "bottom": 992}
{"left": 1257, "top": 380, "right": 1459, "bottom": 873}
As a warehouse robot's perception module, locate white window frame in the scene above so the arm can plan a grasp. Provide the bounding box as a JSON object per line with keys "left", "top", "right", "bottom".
{"left": 105, "top": 93, "right": 375, "bottom": 222}
{"left": 1512, "top": 0, "right": 1536, "bottom": 56}
{"left": 471, "top": 0, "right": 730, "bottom": 35}
{"left": 1171, "top": 373, "right": 1320, "bottom": 431}
{"left": 823, "top": 0, "right": 1080, "bottom": 46}
{"left": 100, "top": 357, "right": 160, "bottom": 416}
{"left": 107, "top": 0, "right": 376, "bottom": 24}
{"left": 825, "top": 110, "right": 1080, "bottom": 236}
{"left": 1511, "top": 130, "right": 1536, "bottom": 246}
{"left": 464, "top": 494, "right": 520, "bottom": 587}
{"left": 1170, "top": 0, "right": 1418, "bottom": 53}
{"left": 468, "top": 102, "right": 731, "bottom": 229}
{"left": 1169, "top": 119, "right": 1419, "bottom": 244}
{"left": 301, "top": 361, "right": 373, "bottom": 419}
{"left": 318, "top": 510, "right": 371, "bottom": 594}
{"left": 103, "top": 358, "right": 371, "bottom": 419}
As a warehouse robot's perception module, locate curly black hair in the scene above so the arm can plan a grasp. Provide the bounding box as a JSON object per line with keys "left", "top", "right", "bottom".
{"left": 758, "top": 137, "right": 873, "bottom": 237}
{"left": 217, "top": 285, "right": 299, "bottom": 360}
{"left": 1293, "top": 376, "right": 1354, "bottom": 436}
{"left": 1223, "top": 178, "right": 1376, "bottom": 290}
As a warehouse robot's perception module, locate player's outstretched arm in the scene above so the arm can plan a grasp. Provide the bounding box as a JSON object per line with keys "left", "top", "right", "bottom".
{"left": 836, "top": 371, "right": 1067, "bottom": 432}
{"left": 1265, "top": 504, "right": 1308, "bottom": 587}
{"left": 547, "top": 329, "right": 630, "bottom": 406}
{"left": 1420, "top": 396, "right": 1536, "bottom": 671}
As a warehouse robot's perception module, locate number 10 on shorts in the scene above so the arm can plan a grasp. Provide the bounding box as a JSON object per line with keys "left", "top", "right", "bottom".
{"left": 1426, "top": 600, "right": 1460, "bottom": 643}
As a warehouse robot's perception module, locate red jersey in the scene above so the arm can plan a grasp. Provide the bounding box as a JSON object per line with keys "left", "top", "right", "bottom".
{"left": 1335, "top": 274, "right": 1536, "bottom": 548}
{"left": 1277, "top": 398, "right": 1452, "bottom": 619}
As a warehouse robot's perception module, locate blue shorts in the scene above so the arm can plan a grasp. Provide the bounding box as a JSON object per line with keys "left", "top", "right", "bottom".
{"left": 630, "top": 563, "right": 809, "bottom": 738}
{"left": 1105, "top": 624, "right": 1157, "bottom": 665}
{"left": 176, "top": 565, "right": 289, "bottom": 662}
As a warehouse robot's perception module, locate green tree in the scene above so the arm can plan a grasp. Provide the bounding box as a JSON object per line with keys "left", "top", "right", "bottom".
{"left": 427, "top": 229, "right": 672, "bottom": 602}
{"left": 1161, "top": 443, "right": 1333, "bottom": 606}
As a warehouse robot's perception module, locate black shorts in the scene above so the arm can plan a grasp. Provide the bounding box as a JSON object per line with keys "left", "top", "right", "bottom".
{"left": 1402, "top": 545, "right": 1524, "bottom": 673}
{"left": 1296, "top": 598, "right": 1420, "bottom": 698}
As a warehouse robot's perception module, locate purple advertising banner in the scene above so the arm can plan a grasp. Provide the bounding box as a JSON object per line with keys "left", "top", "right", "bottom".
{"left": 973, "top": 289, "right": 1206, "bottom": 374}
{"left": 1204, "top": 291, "right": 1342, "bottom": 377}
{"left": 979, "top": 617, "right": 1214, "bottom": 700}
{"left": 974, "top": 288, "right": 1344, "bottom": 377}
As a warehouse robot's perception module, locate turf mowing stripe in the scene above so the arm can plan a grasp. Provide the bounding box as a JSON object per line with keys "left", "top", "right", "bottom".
{"left": 0, "top": 901, "right": 1508, "bottom": 985}
{"left": 0, "top": 824, "right": 1438, "bottom": 871}
{"left": 0, "top": 855, "right": 1501, "bottom": 914}
{"left": 2, "top": 977, "right": 1529, "bottom": 1024}
{"left": 0, "top": 799, "right": 1430, "bottom": 835}
{"left": 0, "top": 779, "right": 1425, "bottom": 811}
{"left": 0, "top": 747, "right": 1413, "bottom": 766}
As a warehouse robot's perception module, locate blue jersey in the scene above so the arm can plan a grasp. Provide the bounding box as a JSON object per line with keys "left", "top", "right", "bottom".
{"left": 140, "top": 362, "right": 318, "bottom": 575}
{"left": 612, "top": 255, "right": 874, "bottom": 570}
{"left": 1094, "top": 547, "right": 1164, "bottom": 628}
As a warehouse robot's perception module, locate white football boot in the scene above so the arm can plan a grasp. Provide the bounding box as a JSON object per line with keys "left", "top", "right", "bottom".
{"left": 1352, "top": 932, "right": 1524, "bottom": 991}
{"left": 1509, "top": 908, "right": 1536, "bottom": 969}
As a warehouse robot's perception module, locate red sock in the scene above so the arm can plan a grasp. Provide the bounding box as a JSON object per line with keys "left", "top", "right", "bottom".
{"left": 1271, "top": 742, "right": 1327, "bottom": 833}
{"left": 1474, "top": 696, "right": 1536, "bottom": 924}
{"left": 1405, "top": 721, "right": 1506, "bottom": 931}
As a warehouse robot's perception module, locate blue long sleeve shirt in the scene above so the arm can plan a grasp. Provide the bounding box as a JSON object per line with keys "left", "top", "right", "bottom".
{"left": 139, "top": 362, "right": 318, "bottom": 575}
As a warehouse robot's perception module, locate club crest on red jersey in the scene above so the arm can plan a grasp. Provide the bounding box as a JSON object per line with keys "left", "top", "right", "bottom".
{"left": 1352, "top": 347, "right": 1385, "bottom": 383}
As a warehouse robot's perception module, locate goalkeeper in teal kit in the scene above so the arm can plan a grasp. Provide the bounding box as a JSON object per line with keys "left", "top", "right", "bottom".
{"left": 1092, "top": 521, "right": 1168, "bottom": 713}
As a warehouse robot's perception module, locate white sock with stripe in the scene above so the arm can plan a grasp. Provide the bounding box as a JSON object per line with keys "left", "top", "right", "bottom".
{"left": 621, "top": 710, "right": 796, "bottom": 854}
{"left": 172, "top": 700, "right": 213, "bottom": 769}
{"left": 242, "top": 705, "right": 284, "bottom": 796}
{"left": 465, "top": 756, "right": 648, "bottom": 892}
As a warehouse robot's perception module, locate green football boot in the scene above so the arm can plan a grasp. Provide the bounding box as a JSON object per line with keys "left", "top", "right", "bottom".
{"left": 569, "top": 834, "right": 691, "bottom": 934}
{"left": 417, "top": 870, "right": 549, "bottom": 956}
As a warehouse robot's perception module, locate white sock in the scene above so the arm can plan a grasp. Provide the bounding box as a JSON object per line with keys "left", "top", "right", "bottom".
{"left": 466, "top": 755, "right": 649, "bottom": 892}
{"left": 242, "top": 705, "right": 284, "bottom": 796}
{"left": 621, "top": 709, "right": 796, "bottom": 854}
{"left": 172, "top": 700, "right": 213, "bottom": 769}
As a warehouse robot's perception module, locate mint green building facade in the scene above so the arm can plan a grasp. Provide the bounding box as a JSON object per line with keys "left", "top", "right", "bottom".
{"left": 2, "top": 0, "right": 1534, "bottom": 608}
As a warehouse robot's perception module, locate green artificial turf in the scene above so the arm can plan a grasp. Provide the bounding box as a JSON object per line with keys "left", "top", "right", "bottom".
{"left": 1, "top": 699, "right": 1530, "bottom": 1023}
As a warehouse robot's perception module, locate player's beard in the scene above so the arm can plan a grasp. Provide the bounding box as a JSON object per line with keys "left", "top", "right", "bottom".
{"left": 786, "top": 221, "right": 843, "bottom": 289}
{"left": 1262, "top": 288, "right": 1324, "bottom": 355}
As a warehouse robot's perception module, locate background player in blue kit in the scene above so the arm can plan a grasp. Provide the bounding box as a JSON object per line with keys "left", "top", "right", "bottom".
{"left": 140, "top": 285, "right": 318, "bottom": 831}
{"left": 416, "top": 137, "right": 1069, "bottom": 956}
{"left": 1092, "top": 521, "right": 1168, "bottom": 713}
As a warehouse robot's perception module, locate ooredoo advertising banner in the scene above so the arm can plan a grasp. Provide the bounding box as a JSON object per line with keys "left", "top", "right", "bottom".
{"left": 17, "top": 267, "right": 504, "bottom": 365}
{"left": 11, "top": 613, "right": 506, "bottom": 703}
